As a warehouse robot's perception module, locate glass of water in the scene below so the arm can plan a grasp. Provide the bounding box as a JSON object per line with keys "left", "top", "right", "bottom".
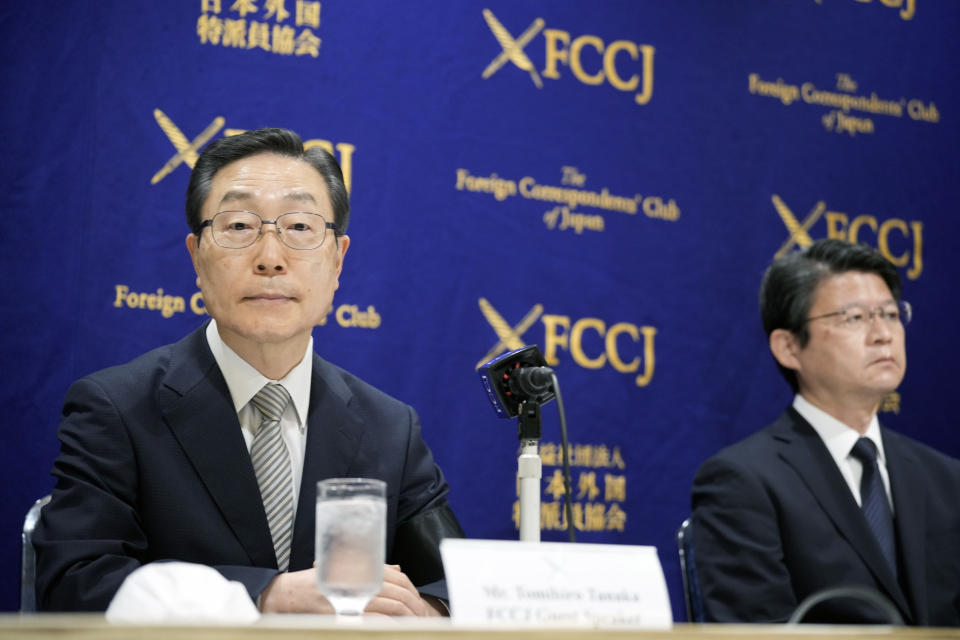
{"left": 315, "top": 478, "right": 386, "bottom": 617}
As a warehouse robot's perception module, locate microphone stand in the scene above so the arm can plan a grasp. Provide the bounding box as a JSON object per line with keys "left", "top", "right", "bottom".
{"left": 516, "top": 400, "right": 542, "bottom": 543}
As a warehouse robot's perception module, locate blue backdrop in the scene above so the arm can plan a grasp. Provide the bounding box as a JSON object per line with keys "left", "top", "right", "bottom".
{"left": 2, "top": 0, "right": 957, "bottom": 620}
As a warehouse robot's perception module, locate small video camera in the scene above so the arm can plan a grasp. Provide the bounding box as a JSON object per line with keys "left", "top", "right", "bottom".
{"left": 477, "top": 344, "right": 555, "bottom": 418}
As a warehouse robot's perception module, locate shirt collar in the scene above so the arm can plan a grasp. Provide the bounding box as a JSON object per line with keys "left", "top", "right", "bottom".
{"left": 205, "top": 319, "right": 312, "bottom": 430}
{"left": 793, "top": 394, "right": 886, "bottom": 465}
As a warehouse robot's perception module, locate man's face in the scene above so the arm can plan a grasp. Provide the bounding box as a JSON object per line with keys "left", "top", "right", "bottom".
{"left": 186, "top": 152, "right": 349, "bottom": 355}
{"left": 789, "top": 271, "right": 906, "bottom": 407}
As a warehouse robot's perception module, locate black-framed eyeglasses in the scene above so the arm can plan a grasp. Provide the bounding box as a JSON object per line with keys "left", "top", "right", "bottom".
{"left": 197, "top": 210, "right": 339, "bottom": 250}
{"left": 806, "top": 300, "right": 912, "bottom": 330}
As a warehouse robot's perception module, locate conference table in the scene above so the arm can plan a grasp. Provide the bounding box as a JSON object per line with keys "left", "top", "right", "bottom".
{"left": 1, "top": 616, "right": 957, "bottom": 639}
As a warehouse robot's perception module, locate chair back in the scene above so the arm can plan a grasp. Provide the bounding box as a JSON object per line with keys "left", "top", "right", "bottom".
{"left": 676, "top": 517, "right": 706, "bottom": 622}
{"left": 789, "top": 586, "right": 904, "bottom": 625}
{"left": 21, "top": 495, "right": 51, "bottom": 613}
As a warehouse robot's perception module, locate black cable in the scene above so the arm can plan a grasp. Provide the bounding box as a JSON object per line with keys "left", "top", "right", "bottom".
{"left": 552, "top": 372, "right": 576, "bottom": 543}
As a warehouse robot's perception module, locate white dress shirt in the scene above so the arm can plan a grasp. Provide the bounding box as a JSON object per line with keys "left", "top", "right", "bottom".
{"left": 793, "top": 394, "right": 894, "bottom": 513}
{"left": 205, "top": 320, "right": 312, "bottom": 514}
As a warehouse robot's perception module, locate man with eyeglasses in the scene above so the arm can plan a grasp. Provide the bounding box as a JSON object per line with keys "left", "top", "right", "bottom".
{"left": 691, "top": 239, "right": 960, "bottom": 625}
{"left": 34, "top": 128, "right": 464, "bottom": 615}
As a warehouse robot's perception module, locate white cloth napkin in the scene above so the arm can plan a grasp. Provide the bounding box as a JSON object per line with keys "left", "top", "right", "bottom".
{"left": 105, "top": 562, "right": 260, "bottom": 624}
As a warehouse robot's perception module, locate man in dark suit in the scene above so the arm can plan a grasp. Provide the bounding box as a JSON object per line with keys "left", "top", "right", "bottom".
{"left": 34, "top": 128, "right": 464, "bottom": 614}
{"left": 691, "top": 239, "right": 960, "bottom": 625}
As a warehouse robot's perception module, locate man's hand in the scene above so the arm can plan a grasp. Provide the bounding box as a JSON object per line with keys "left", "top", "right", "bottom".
{"left": 259, "top": 565, "right": 445, "bottom": 616}
{"left": 364, "top": 565, "right": 444, "bottom": 617}
{"left": 258, "top": 568, "right": 335, "bottom": 614}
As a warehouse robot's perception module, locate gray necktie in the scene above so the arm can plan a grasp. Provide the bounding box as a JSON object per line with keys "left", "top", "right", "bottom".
{"left": 850, "top": 437, "right": 897, "bottom": 577}
{"left": 250, "top": 383, "right": 294, "bottom": 571}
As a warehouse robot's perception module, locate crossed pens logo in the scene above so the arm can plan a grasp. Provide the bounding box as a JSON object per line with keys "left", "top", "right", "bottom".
{"left": 476, "top": 297, "right": 544, "bottom": 369}
{"left": 481, "top": 10, "right": 545, "bottom": 88}
{"left": 150, "top": 109, "right": 226, "bottom": 185}
{"left": 771, "top": 194, "right": 824, "bottom": 258}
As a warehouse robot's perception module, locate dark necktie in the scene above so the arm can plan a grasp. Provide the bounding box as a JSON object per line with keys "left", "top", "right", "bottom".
{"left": 850, "top": 437, "right": 897, "bottom": 576}
{"left": 250, "top": 383, "right": 294, "bottom": 571}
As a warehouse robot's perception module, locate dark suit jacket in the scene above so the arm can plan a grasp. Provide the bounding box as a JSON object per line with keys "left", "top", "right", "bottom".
{"left": 691, "top": 408, "right": 960, "bottom": 626}
{"left": 34, "top": 324, "right": 464, "bottom": 611}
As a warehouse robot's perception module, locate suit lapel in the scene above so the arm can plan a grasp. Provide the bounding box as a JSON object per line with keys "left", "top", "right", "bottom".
{"left": 774, "top": 409, "right": 912, "bottom": 620}
{"left": 288, "top": 355, "right": 368, "bottom": 569}
{"left": 883, "top": 428, "right": 927, "bottom": 625}
{"left": 157, "top": 325, "right": 277, "bottom": 569}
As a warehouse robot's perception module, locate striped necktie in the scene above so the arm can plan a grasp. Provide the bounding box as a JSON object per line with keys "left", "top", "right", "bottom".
{"left": 250, "top": 383, "right": 294, "bottom": 571}
{"left": 850, "top": 437, "right": 897, "bottom": 577}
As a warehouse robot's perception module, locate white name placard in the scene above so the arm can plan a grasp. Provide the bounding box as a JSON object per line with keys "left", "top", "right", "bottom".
{"left": 440, "top": 539, "right": 672, "bottom": 629}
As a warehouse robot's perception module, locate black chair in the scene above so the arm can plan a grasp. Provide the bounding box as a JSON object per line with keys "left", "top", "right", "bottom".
{"left": 20, "top": 495, "right": 51, "bottom": 613}
{"left": 789, "top": 586, "right": 904, "bottom": 625}
{"left": 676, "top": 517, "right": 706, "bottom": 622}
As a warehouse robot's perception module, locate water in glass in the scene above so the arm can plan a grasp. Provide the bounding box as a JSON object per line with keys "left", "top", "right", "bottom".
{"left": 315, "top": 479, "right": 386, "bottom": 616}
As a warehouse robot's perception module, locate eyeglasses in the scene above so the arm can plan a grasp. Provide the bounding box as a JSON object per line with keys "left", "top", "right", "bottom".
{"left": 806, "top": 300, "right": 912, "bottom": 330}
{"left": 197, "top": 210, "right": 339, "bottom": 250}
